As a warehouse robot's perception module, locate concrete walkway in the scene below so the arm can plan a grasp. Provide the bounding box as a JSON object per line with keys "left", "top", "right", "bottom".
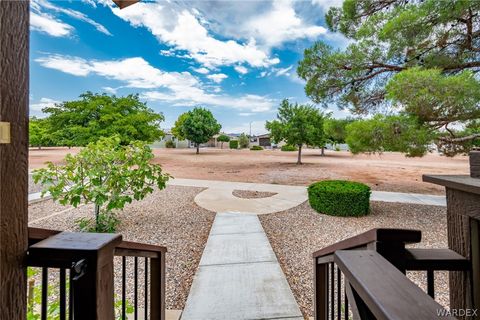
{"left": 168, "top": 178, "right": 446, "bottom": 210}
{"left": 181, "top": 212, "right": 303, "bottom": 320}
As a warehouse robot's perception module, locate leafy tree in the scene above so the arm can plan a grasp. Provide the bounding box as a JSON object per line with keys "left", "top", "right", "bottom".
{"left": 238, "top": 133, "right": 249, "bottom": 149}
{"left": 180, "top": 107, "right": 222, "bottom": 154}
{"left": 266, "top": 99, "right": 325, "bottom": 164}
{"left": 32, "top": 136, "right": 170, "bottom": 232}
{"left": 345, "top": 114, "right": 433, "bottom": 157}
{"left": 324, "top": 117, "right": 354, "bottom": 146}
{"left": 43, "top": 92, "right": 164, "bottom": 146}
{"left": 171, "top": 112, "right": 189, "bottom": 140}
{"left": 217, "top": 134, "right": 230, "bottom": 149}
{"left": 298, "top": 0, "right": 480, "bottom": 155}
{"left": 29, "top": 117, "right": 53, "bottom": 149}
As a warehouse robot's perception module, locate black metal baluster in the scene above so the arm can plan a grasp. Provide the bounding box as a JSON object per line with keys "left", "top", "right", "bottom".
{"left": 337, "top": 266, "right": 341, "bottom": 320}
{"left": 134, "top": 257, "right": 138, "bottom": 320}
{"left": 344, "top": 285, "right": 348, "bottom": 320}
{"left": 326, "top": 263, "right": 329, "bottom": 320}
{"left": 330, "top": 263, "right": 334, "bottom": 320}
{"left": 122, "top": 256, "right": 127, "bottom": 320}
{"left": 145, "top": 257, "right": 148, "bottom": 320}
{"left": 41, "top": 267, "right": 48, "bottom": 320}
{"left": 60, "top": 268, "right": 66, "bottom": 320}
{"left": 69, "top": 269, "right": 73, "bottom": 320}
{"left": 427, "top": 270, "right": 435, "bottom": 298}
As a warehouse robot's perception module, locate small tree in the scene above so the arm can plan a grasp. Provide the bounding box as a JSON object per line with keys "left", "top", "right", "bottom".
{"left": 29, "top": 117, "right": 53, "bottom": 149}
{"left": 238, "top": 133, "right": 249, "bottom": 149}
{"left": 32, "top": 136, "right": 170, "bottom": 232}
{"left": 180, "top": 107, "right": 221, "bottom": 154}
{"left": 217, "top": 134, "right": 230, "bottom": 149}
{"left": 172, "top": 112, "right": 189, "bottom": 140}
{"left": 266, "top": 99, "right": 325, "bottom": 164}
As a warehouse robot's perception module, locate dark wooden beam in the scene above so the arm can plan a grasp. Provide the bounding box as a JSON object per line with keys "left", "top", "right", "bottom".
{"left": 112, "top": 0, "right": 140, "bottom": 9}
{"left": 0, "top": 1, "right": 29, "bottom": 319}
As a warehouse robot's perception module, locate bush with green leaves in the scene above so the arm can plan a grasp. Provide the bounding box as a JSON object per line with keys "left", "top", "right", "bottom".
{"left": 217, "top": 134, "right": 230, "bottom": 149}
{"left": 32, "top": 136, "right": 170, "bottom": 232}
{"left": 165, "top": 140, "right": 175, "bottom": 148}
{"left": 238, "top": 133, "right": 249, "bottom": 149}
{"left": 250, "top": 145, "right": 263, "bottom": 151}
{"left": 281, "top": 145, "right": 298, "bottom": 152}
{"left": 229, "top": 140, "right": 238, "bottom": 149}
{"left": 308, "top": 180, "right": 371, "bottom": 217}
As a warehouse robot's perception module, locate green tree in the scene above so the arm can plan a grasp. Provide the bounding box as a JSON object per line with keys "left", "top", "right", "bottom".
{"left": 43, "top": 92, "right": 164, "bottom": 146}
{"left": 180, "top": 107, "right": 222, "bottom": 154}
{"left": 324, "top": 117, "right": 353, "bottom": 146}
{"left": 345, "top": 114, "right": 433, "bottom": 157}
{"left": 238, "top": 133, "right": 249, "bottom": 149}
{"left": 298, "top": 0, "right": 480, "bottom": 155}
{"left": 32, "top": 136, "right": 170, "bottom": 232}
{"left": 29, "top": 117, "right": 53, "bottom": 149}
{"left": 171, "top": 112, "right": 189, "bottom": 140}
{"left": 266, "top": 99, "right": 325, "bottom": 164}
{"left": 217, "top": 134, "right": 230, "bottom": 149}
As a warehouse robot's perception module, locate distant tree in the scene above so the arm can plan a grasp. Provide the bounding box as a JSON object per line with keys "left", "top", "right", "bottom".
{"left": 238, "top": 133, "right": 249, "bottom": 149}
{"left": 324, "top": 117, "right": 354, "bottom": 146}
{"left": 266, "top": 99, "right": 325, "bottom": 164}
{"left": 181, "top": 107, "right": 221, "bottom": 154}
{"left": 43, "top": 92, "right": 164, "bottom": 146}
{"left": 32, "top": 136, "right": 170, "bottom": 232}
{"left": 171, "top": 112, "right": 189, "bottom": 140}
{"left": 298, "top": 0, "right": 480, "bottom": 155}
{"left": 217, "top": 134, "right": 230, "bottom": 149}
{"left": 29, "top": 117, "right": 53, "bottom": 149}
{"left": 345, "top": 115, "right": 433, "bottom": 157}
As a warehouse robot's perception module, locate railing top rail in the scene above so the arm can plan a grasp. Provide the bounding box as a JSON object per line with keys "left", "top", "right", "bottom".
{"left": 313, "top": 228, "right": 421, "bottom": 258}
{"left": 28, "top": 227, "right": 167, "bottom": 260}
{"left": 334, "top": 250, "right": 455, "bottom": 320}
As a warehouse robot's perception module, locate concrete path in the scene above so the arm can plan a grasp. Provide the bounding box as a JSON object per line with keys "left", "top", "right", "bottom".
{"left": 181, "top": 212, "right": 303, "bottom": 320}
{"left": 168, "top": 178, "right": 446, "bottom": 210}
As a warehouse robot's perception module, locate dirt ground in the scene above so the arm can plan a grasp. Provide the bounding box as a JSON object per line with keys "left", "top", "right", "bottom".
{"left": 29, "top": 147, "right": 469, "bottom": 194}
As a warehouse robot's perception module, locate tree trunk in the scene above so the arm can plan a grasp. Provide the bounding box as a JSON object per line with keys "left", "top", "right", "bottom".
{"left": 297, "top": 145, "right": 302, "bottom": 165}
{"left": 196, "top": 144, "right": 200, "bottom": 154}
{"left": 321, "top": 147, "right": 325, "bottom": 156}
{"left": 221, "top": 142, "right": 223, "bottom": 149}
{"left": 95, "top": 204, "right": 100, "bottom": 230}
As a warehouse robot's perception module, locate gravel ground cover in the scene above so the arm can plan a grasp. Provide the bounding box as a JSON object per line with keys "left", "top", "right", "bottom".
{"left": 28, "top": 185, "right": 215, "bottom": 311}
{"left": 259, "top": 201, "right": 449, "bottom": 318}
{"left": 232, "top": 190, "right": 277, "bottom": 199}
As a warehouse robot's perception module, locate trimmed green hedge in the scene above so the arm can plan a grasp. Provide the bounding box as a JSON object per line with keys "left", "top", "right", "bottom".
{"left": 281, "top": 145, "right": 297, "bottom": 151}
{"left": 308, "top": 180, "right": 371, "bottom": 217}
{"left": 250, "top": 145, "right": 263, "bottom": 150}
{"left": 229, "top": 140, "right": 238, "bottom": 149}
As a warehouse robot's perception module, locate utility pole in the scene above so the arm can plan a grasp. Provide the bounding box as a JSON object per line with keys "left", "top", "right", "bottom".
{"left": 249, "top": 122, "right": 252, "bottom": 137}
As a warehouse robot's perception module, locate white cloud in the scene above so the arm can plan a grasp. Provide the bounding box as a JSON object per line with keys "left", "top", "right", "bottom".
{"left": 239, "top": 112, "right": 254, "bottom": 116}
{"left": 193, "top": 67, "right": 210, "bottom": 74}
{"left": 275, "top": 65, "right": 293, "bottom": 76}
{"left": 33, "top": 0, "right": 112, "bottom": 36}
{"left": 36, "top": 53, "right": 275, "bottom": 113}
{"left": 110, "top": 2, "right": 279, "bottom": 68}
{"left": 102, "top": 86, "right": 119, "bottom": 94}
{"left": 311, "top": 0, "right": 344, "bottom": 11}
{"left": 206, "top": 73, "right": 228, "bottom": 83}
{"left": 234, "top": 65, "right": 248, "bottom": 74}
{"left": 30, "top": 97, "right": 59, "bottom": 111}
{"left": 30, "top": 12, "right": 74, "bottom": 37}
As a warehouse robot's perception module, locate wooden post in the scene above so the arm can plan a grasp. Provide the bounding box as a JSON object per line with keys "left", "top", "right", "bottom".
{"left": 28, "top": 232, "right": 122, "bottom": 319}
{"left": 313, "top": 259, "right": 328, "bottom": 320}
{"left": 0, "top": 1, "right": 29, "bottom": 319}
{"left": 150, "top": 252, "right": 166, "bottom": 320}
{"left": 424, "top": 152, "right": 480, "bottom": 319}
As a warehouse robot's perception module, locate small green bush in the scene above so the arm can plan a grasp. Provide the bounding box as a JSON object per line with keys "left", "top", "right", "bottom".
{"left": 250, "top": 145, "right": 263, "bottom": 150}
{"left": 165, "top": 140, "right": 175, "bottom": 148}
{"left": 281, "top": 145, "right": 298, "bottom": 151}
{"left": 308, "top": 180, "right": 371, "bottom": 217}
{"left": 229, "top": 140, "right": 238, "bottom": 149}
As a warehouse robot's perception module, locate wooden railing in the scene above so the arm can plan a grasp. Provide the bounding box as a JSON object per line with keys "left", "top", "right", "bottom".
{"left": 313, "top": 228, "right": 469, "bottom": 320}
{"left": 27, "top": 227, "right": 166, "bottom": 320}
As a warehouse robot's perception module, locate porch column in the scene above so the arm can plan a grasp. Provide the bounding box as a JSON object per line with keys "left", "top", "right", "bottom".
{"left": 0, "top": 1, "right": 30, "bottom": 319}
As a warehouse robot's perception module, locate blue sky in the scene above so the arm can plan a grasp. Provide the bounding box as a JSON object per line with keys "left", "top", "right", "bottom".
{"left": 30, "top": 0, "right": 349, "bottom": 134}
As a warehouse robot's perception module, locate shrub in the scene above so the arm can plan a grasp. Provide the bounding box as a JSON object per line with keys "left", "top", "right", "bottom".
{"left": 250, "top": 145, "right": 263, "bottom": 150}
{"left": 238, "top": 133, "right": 249, "bottom": 148}
{"left": 308, "top": 180, "right": 371, "bottom": 217}
{"left": 229, "top": 140, "right": 238, "bottom": 149}
{"left": 281, "top": 145, "right": 298, "bottom": 151}
{"left": 165, "top": 140, "right": 175, "bottom": 148}
{"left": 335, "top": 146, "right": 341, "bottom": 151}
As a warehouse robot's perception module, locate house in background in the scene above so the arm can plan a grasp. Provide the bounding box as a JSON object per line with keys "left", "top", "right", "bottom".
{"left": 151, "top": 130, "right": 191, "bottom": 148}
